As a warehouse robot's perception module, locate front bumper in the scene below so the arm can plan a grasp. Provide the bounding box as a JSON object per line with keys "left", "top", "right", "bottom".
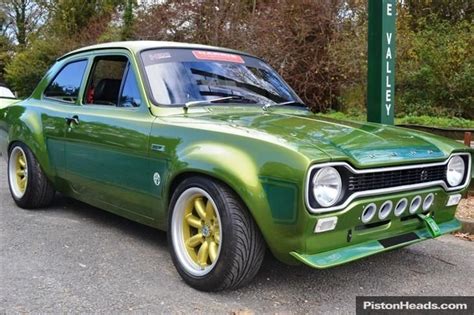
{"left": 290, "top": 218, "right": 460, "bottom": 269}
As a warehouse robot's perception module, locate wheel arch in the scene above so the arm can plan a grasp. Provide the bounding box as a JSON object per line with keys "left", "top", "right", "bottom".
{"left": 167, "top": 161, "right": 272, "bottom": 225}
{"left": 166, "top": 169, "right": 270, "bottom": 251}
{"left": 167, "top": 170, "right": 259, "bottom": 221}
{"left": 5, "top": 106, "right": 54, "bottom": 179}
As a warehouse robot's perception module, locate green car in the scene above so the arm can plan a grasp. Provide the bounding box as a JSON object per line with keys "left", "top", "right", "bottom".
{"left": 0, "top": 41, "right": 472, "bottom": 291}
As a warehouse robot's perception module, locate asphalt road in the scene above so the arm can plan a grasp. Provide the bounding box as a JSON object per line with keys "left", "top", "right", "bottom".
{"left": 1, "top": 162, "right": 473, "bottom": 314}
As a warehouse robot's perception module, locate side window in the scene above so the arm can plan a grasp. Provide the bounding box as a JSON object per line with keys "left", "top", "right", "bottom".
{"left": 44, "top": 60, "right": 87, "bottom": 103}
{"left": 85, "top": 56, "right": 128, "bottom": 106}
{"left": 119, "top": 67, "right": 141, "bottom": 108}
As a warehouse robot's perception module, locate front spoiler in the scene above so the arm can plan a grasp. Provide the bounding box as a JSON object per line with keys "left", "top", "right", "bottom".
{"left": 290, "top": 218, "right": 461, "bottom": 269}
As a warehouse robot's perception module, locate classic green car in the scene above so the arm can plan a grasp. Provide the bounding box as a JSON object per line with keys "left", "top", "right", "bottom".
{"left": 0, "top": 41, "right": 472, "bottom": 291}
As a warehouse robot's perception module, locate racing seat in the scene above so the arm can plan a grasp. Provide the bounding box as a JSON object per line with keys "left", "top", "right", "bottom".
{"left": 93, "top": 79, "right": 121, "bottom": 105}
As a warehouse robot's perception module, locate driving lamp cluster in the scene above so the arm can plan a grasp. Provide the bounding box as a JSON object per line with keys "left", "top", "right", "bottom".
{"left": 361, "top": 193, "right": 435, "bottom": 224}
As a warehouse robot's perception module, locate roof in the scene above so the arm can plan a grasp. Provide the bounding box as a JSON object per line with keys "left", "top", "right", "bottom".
{"left": 58, "top": 40, "right": 254, "bottom": 61}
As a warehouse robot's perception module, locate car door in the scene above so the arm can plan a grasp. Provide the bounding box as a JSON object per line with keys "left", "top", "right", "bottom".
{"left": 39, "top": 59, "right": 90, "bottom": 181}
{"left": 64, "top": 52, "right": 157, "bottom": 219}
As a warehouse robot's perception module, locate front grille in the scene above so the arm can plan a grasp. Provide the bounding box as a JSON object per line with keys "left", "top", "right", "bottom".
{"left": 348, "top": 165, "right": 446, "bottom": 192}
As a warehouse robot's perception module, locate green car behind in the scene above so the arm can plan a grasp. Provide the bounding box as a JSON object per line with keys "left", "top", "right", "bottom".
{"left": 0, "top": 41, "right": 472, "bottom": 291}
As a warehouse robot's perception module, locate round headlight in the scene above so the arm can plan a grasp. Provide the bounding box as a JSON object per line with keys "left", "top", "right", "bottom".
{"left": 446, "top": 156, "right": 465, "bottom": 187}
{"left": 312, "top": 167, "right": 342, "bottom": 207}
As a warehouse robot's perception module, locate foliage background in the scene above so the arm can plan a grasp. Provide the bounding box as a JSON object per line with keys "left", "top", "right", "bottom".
{"left": 1, "top": 0, "right": 472, "bottom": 124}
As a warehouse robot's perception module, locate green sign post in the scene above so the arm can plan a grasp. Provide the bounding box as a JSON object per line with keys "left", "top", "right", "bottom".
{"left": 367, "top": 0, "right": 396, "bottom": 125}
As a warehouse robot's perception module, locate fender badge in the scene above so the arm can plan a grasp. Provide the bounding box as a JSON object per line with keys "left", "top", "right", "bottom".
{"left": 151, "top": 144, "right": 165, "bottom": 152}
{"left": 153, "top": 172, "right": 161, "bottom": 186}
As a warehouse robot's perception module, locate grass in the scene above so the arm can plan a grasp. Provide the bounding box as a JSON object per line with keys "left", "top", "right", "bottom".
{"left": 318, "top": 112, "right": 474, "bottom": 128}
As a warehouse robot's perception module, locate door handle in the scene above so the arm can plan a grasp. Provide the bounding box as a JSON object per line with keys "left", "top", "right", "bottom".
{"left": 65, "top": 115, "right": 80, "bottom": 125}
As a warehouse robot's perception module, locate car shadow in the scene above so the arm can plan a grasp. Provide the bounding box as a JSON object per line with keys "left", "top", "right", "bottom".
{"left": 48, "top": 193, "right": 169, "bottom": 249}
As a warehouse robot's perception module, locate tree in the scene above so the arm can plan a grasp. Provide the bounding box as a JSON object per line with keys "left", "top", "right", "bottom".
{"left": 4, "top": 0, "right": 125, "bottom": 96}
{"left": 135, "top": 0, "right": 347, "bottom": 112}
{"left": 403, "top": 0, "right": 473, "bottom": 28}
{"left": 121, "top": 0, "right": 136, "bottom": 40}
{"left": 5, "top": 39, "right": 61, "bottom": 96}
{"left": 0, "top": 0, "right": 46, "bottom": 46}
{"left": 0, "top": 10, "right": 13, "bottom": 84}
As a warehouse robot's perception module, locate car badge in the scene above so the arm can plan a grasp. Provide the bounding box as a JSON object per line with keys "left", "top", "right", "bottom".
{"left": 420, "top": 170, "right": 429, "bottom": 181}
{"left": 153, "top": 172, "right": 161, "bottom": 186}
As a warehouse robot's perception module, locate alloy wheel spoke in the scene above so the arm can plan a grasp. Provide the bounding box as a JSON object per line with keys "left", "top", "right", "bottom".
{"left": 17, "top": 169, "right": 25, "bottom": 177}
{"left": 186, "top": 233, "right": 204, "bottom": 248}
{"left": 185, "top": 214, "right": 203, "bottom": 229}
{"left": 194, "top": 198, "right": 207, "bottom": 219}
{"left": 209, "top": 241, "right": 218, "bottom": 263}
{"left": 197, "top": 240, "right": 209, "bottom": 266}
{"left": 19, "top": 178, "right": 26, "bottom": 190}
{"left": 205, "top": 200, "right": 215, "bottom": 221}
{"left": 18, "top": 156, "right": 26, "bottom": 167}
{"left": 214, "top": 232, "right": 220, "bottom": 244}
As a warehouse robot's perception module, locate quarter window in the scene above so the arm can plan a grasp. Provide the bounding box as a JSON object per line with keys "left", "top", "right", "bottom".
{"left": 44, "top": 60, "right": 87, "bottom": 103}
{"left": 119, "top": 66, "right": 141, "bottom": 107}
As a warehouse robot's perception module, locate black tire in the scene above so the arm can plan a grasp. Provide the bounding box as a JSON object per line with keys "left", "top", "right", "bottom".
{"left": 7, "top": 142, "right": 55, "bottom": 209}
{"left": 168, "top": 176, "right": 265, "bottom": 291}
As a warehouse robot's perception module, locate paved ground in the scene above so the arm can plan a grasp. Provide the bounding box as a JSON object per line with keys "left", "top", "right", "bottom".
{"left": 1, "top": 163, "right": 473, "bottom": 314}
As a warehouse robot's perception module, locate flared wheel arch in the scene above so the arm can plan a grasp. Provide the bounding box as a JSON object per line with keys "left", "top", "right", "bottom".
{"left": 167, "top": 171, "right": 267, "bottom": 246}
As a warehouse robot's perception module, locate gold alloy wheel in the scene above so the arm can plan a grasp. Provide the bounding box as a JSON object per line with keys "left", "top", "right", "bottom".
{"left": 182, "top": 195, "right": 221, "bottom": 267}
{"left": 8, "top": 147, "right": 28, "bottom": 198}
{"left": 171, "top": 187, "right": 222, "bottom": 276}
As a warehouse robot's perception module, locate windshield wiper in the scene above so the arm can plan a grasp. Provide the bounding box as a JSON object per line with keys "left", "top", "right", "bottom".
{"left": 183, "top": 95, "right": 257, "bottom": 112}
{"left": 262, "top": 100, "right": 307, "bottom": 111}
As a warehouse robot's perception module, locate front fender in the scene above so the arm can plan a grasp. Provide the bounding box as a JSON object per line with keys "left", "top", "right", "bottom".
{"left": 162, "top": 135, "right": 314, "bottom": 263}
{"left": 174, "top": 142, "right": 262, "bottom": 203}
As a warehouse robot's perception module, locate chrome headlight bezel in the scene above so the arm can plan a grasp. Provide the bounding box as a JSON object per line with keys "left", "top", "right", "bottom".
{"left": 311, "top": 166, "right": 343, "bottom": 207}
{"left": 446, "top": 155, "right": 466, "bottom": 187}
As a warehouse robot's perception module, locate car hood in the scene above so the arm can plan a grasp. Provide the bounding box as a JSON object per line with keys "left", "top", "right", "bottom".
{"left": 161, "top": 108, "right": 465, "bottom": 167}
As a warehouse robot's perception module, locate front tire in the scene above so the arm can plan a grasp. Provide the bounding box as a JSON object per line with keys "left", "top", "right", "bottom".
{"left": 168, "top": 176, "right": 265, "bottom": 291}
{"left": 7, "top": 143, "right": 55, "bottom": 209}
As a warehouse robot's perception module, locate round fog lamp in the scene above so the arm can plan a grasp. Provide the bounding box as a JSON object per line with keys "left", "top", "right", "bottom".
{"left": 312, "top": 167, "right": 342, "bottom": 207}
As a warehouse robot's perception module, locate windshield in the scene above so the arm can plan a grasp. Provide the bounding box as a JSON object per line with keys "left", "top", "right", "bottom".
{"left": 0, "top": 86, "right": 15, "bottom": 98}
{"left": 141, "top": 49, "right": 300, "bottom": 106}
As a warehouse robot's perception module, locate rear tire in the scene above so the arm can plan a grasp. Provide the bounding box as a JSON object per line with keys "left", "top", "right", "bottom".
{"left": 168, "top": 176, "right": 265, "bottom": 291}
{"left": 7, "top": 142, "right": 55, "bottom": 209}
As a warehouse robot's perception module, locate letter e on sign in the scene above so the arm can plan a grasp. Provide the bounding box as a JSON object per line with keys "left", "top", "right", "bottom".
{"left": 386, "top": 89, "right": 391, "bottom": 102}
{"left": 387, "top": 3, "right": 393, "bottom": 16}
